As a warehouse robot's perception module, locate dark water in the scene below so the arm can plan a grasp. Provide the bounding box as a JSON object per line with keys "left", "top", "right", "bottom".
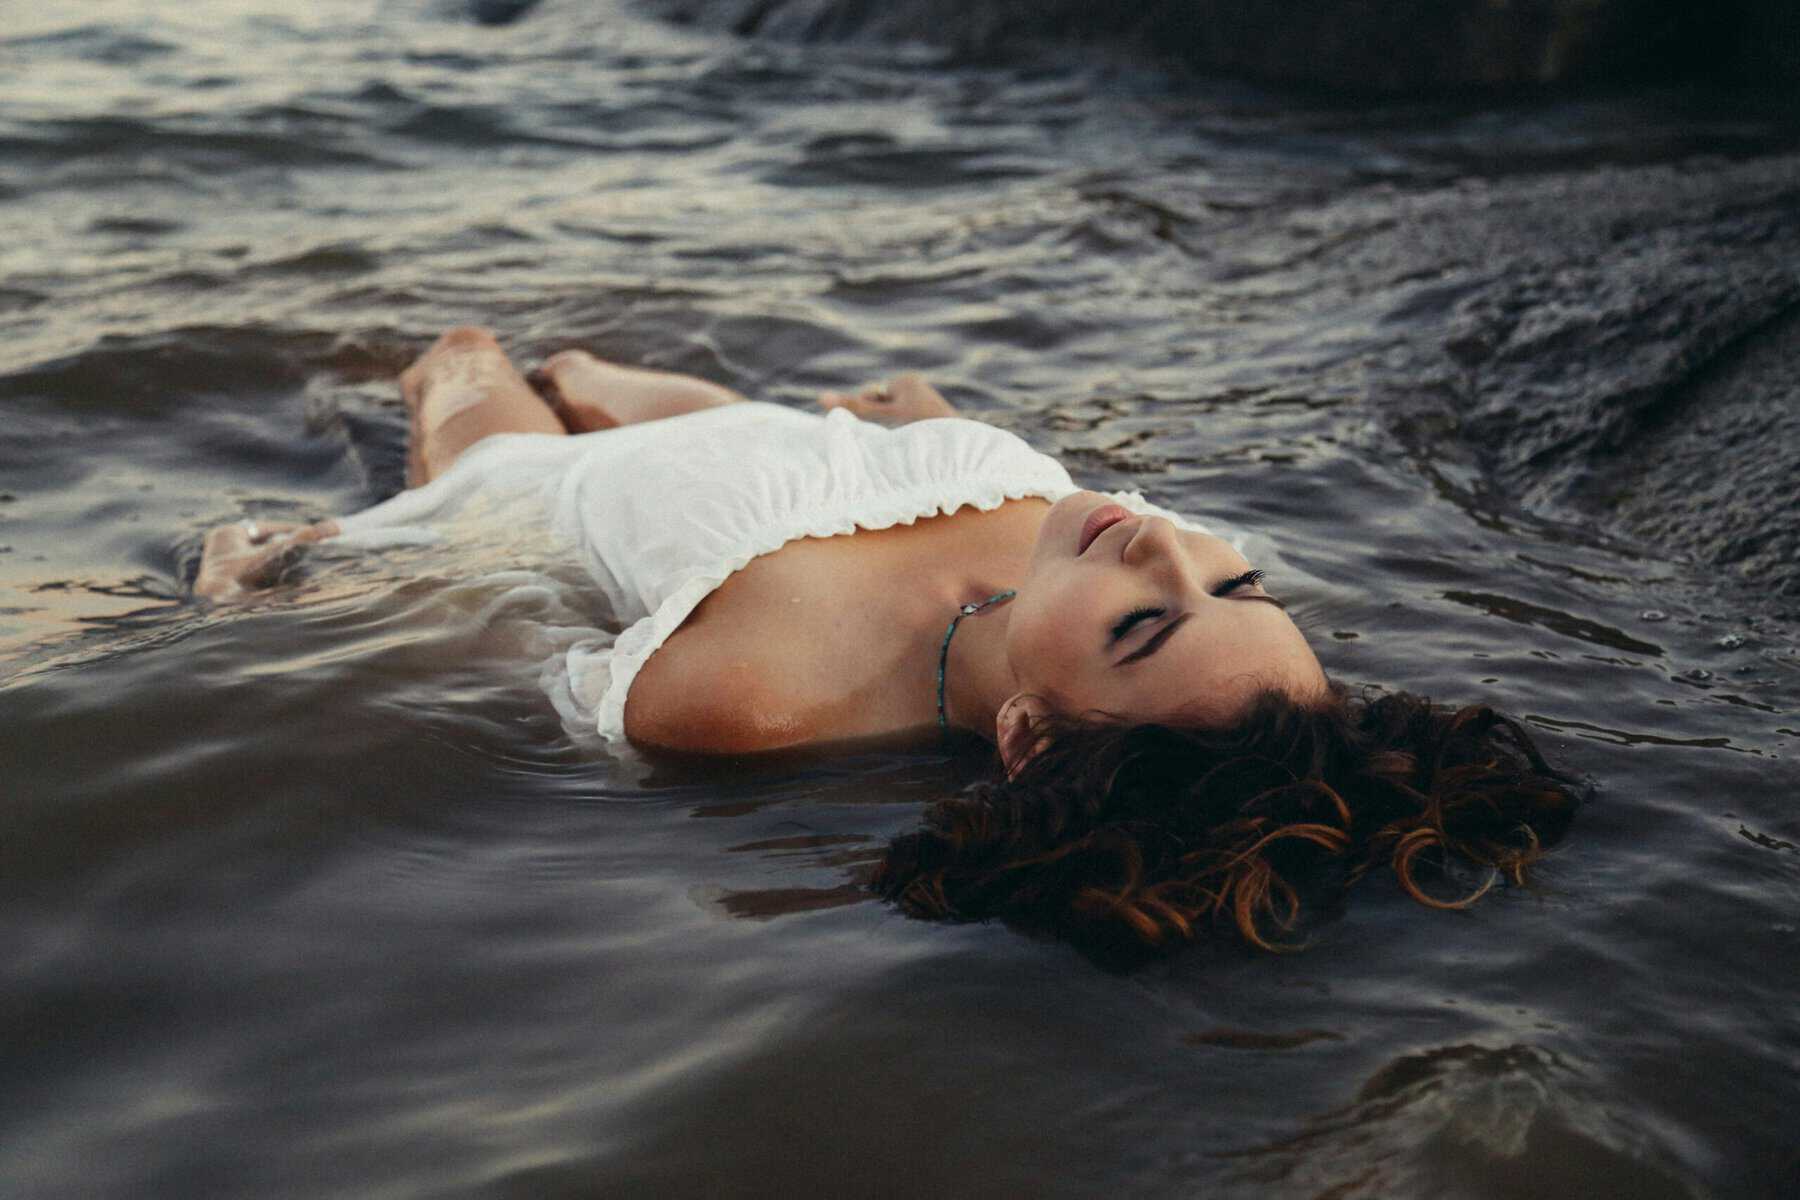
{"left": 4, "top": 2, "right": 1799, "bottom": 1196}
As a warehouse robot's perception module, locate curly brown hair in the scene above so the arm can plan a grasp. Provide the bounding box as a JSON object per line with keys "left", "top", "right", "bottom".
{"left": 873, "top": 685, "right": 1582, "bottom": 961}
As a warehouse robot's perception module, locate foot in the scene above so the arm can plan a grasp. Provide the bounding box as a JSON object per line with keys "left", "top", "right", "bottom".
{"left": 399, "top": 327, "right": 546, "bottom": 485}
{"left": 527, "top": 349, "right": 741, "bottom": 433}
{"left": 818, "top": 372, "right": 958, "bottom": 426}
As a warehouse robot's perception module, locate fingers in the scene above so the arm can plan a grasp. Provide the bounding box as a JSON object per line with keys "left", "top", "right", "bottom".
{"left": 195, "top": 518, "right": 335, "bottom": 601}
{"left": 239, "top": 540, "right": 305, "bottom": 589}
{"left": 240, "top": 519, "right": 309, "bottom": 546}
{"left": 228, "top": 519, "right": 336, "bottom": 548}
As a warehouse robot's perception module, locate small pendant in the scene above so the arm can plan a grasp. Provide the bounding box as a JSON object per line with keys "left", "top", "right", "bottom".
{"left": 938, "top": 588, "right": 1017, "bottom": 735}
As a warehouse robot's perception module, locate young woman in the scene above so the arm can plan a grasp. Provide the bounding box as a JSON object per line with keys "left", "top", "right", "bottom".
{"left": 196, "top": 327, "right": 1580, "bottom": 958}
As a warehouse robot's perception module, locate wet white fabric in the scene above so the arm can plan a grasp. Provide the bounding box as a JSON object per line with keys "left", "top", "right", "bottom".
{"left": 334, "top": 402, "right": 1209, "bottom": 744}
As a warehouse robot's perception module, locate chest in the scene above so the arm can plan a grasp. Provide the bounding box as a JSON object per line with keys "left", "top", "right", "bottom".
{"left": 621, "top": 502, "right": 1044, "bottom": 751}
{"left": 620, "top": 532, "right": 911, "bottom": 749}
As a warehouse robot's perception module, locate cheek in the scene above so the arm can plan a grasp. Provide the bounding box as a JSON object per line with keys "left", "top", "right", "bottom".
{"left": 1005, "top": 582, "right": 1097, "bottom": 699}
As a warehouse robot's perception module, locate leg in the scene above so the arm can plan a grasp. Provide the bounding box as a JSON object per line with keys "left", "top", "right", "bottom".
{"left": 401, "top": 327, "right": 565, "bottom": 486}
{"left": 527, "top": 350, "right": 743, "bottom": 434}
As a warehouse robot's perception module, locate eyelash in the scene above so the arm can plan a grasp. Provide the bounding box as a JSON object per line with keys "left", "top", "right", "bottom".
{"left": 1110, "top": 605, "right": 1164, "bottom": 641}
{"left": 1108, "top": 570, "right": 1266, "bottom": 641}
{"left": 1220, "top": 569, "right": 1265, "bottom": 594}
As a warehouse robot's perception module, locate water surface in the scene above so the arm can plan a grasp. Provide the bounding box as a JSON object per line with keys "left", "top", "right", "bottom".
{"left": 3, "top": 2, "right": 1798, "bottom": 1196}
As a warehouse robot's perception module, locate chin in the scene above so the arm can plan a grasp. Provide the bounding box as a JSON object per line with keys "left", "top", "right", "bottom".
{"left": 1037, "top": 491, "right": 1104, "bottom": 558}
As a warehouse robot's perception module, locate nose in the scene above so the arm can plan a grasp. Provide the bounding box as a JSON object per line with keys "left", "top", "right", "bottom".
{"left": 1121, "top": 513, "right": 1183, "bottom": 569}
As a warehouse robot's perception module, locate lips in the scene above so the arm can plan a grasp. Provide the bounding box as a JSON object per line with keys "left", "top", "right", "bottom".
{"left": 1077, "top": 503, "right": 1132, "bottom": 556}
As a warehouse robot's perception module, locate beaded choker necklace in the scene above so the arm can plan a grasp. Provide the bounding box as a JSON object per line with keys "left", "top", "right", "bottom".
{"left": 936, "top": 589, "right": 1016, "bottom": 734}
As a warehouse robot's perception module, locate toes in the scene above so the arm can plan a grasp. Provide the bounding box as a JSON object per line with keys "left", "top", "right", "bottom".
{"left": 529, "top": 352, "right": 595, "bottom": 403}
{"left": 818, "top": 384, "right": 887, "bottom": 414}
{"left": 431, "top": 326, "right": 501, "bottom": 355}
{"left": 403, "top": 327, "right": 506, "bottom": 389}
{"left": 539, "top": 349, "right": 593, "bottom": 376}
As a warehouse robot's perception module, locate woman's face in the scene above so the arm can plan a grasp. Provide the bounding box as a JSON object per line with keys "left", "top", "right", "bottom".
{"left": 1005, "top": 492, "right": 1326, "bottom": 725}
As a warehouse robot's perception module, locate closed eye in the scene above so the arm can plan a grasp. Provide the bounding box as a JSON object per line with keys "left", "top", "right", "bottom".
{"left": 1215, "top": 568, "right": 1285, "bottom": 609}
{"left": 1109, "top": 570, "right": 1275, "bottom": 651}
{"left": 1109, "top": 605, "right": 1165, "bottom": 642}
{"left": 1213, "top": 568, "right": 1264, "bottom": 596}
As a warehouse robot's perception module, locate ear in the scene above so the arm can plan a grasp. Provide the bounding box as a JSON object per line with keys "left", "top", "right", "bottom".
{"left": 996, "top": 693, "right": 1054, "bottom": 779}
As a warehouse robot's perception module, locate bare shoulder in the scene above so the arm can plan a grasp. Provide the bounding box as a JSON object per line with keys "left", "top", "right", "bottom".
{"left": 615, "top": 520, "right": 951, "bottom": 754}
{"left": 622, "top": 634, "right": 812, "bottom": 754}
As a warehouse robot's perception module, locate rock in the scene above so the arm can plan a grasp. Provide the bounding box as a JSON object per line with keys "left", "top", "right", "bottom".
{"left": 634, "top": 0, "right": 1796, "bottom": 92}
{"left": 1737, "top": 0, "right": 1800, "bottom": 88}
{"left": 1426, "top": 162, "right": 1800, "bottom": 498}
{"left": 1117, "top": 143, "right": 1800, "bottom": 605}
{"left": 1575, "top": 304, "right": 1800, "bottom": 597}
{"left": 1356, "top": 155, "right": 1800, "bottom": 606}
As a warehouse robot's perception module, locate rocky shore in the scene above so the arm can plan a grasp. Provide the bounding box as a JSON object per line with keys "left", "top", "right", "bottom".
{"left": 1358, "top": 157, "right": 1800, "bottom": 601}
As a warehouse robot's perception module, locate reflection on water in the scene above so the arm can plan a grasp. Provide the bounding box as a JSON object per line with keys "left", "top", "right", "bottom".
{"left": 1441, "top": 589, "right": 1666, "bottom": 657}
{"left": 3, "top": 1, "right": 1798, "bottom": 1197}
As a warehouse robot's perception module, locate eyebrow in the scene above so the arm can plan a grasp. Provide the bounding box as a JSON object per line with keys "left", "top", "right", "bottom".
{"left": 1116, "top": 613, "right": 1190, "bottom": 666}
{"left": 1112, "top": 596, "right": 1288, "bottom": 667}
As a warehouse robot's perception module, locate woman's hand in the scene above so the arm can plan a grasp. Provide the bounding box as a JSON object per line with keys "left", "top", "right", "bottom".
{"left": 818, "top": 372, "right": 958, "bottom": 425}
{"left": 193, "top": 518, "right": 338, "bottom": 602}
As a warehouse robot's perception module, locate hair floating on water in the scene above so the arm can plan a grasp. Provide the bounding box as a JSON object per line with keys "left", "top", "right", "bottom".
{"left": 873, "top": 685, "right": 1582, "bottom": 963}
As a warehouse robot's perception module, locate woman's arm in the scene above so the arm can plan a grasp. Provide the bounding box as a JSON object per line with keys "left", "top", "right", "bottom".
{"left": 818, "top": 372, "right": 959, "bottom": 425}
{"left": 192, "top": 518, "right": 339, "bottom": 601}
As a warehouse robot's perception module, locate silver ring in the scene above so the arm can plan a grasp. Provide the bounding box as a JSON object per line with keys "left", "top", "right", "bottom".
{"left": 242, "top": 520, "right": 261, "bottom": 541}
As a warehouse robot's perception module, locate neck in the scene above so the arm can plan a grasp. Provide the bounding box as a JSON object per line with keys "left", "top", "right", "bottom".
{"left": 903, "top": 501, "right": 1048, "bottom": 742}
{"left": 938, "top": 596, "right": 1021, "bottom": 740}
